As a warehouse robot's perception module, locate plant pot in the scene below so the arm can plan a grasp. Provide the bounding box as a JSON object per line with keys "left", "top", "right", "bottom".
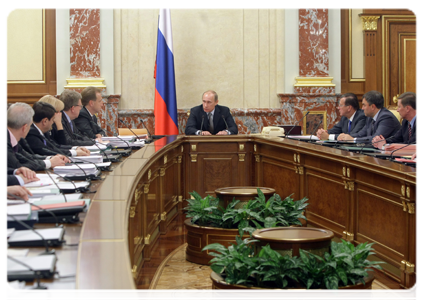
{"left": 215, "top": 186, "right": 275, "bottom": 209}
{"left": 185, "top": 219, "right": 239, "bottom": 265}
{"left": 252, "top": 227, "right": 334, "bottom": 258}
{"left": 210, "top": 272, "right": 374, "bottom": 300}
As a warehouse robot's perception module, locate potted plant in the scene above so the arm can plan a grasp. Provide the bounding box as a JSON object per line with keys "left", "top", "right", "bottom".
{"left": 184, "top": 189, "right": 308, "bottom": 264}
{"left": 204, "top": 236, "right": 383, "bottom": 289}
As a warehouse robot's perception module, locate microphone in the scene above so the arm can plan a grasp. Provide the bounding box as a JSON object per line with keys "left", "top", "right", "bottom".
{"left": 103, "top": 125, "right": 132, "bottom": 150}
{"left": 222, "top": 115, "right": 229, "bottom": 132}
{"left": 46, "top": 169, "right": 90, "bottom": 193}
{"left": 308, "top": 120, "right": 322, "bottom": 142}
{"left": 139, "top": 119, "right": 154, "bottom": 143}
{"left": 7, "top": 213, "right": 56, "bottom": 255}
{"left": 7, "top": 255, "right": 48, "bottom": 289}
{"left": 7, "top": 192, "right": 62, "bottom": 226}
{"left": 119, "top": 119, "right": 151, "bottom": 144}
{"left": 389, "top": 142, "right": 416, "bottom": 161}
{"left": 200, "top": 115, "right": 205, "bottom": 135}
{"left": 80, "top": 131, "right": 112, "bottom": 162}
{"left": 44, "top": 169, "right": 68, "bottom": 202}
{"left": 286, "top": 111, "right": 310, "bottom": 136}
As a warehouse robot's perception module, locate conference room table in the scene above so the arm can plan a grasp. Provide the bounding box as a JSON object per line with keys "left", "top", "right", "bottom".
{"left": 13, "top": 134, "right": 416, "bottom": 290}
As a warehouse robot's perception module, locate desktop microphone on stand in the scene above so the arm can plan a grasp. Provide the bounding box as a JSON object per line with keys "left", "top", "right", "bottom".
{"left": 308, "top": 120, "right": 322, "bottom": 143}
{"left": 286, "top": 111, "right": 310, "bottom": 136}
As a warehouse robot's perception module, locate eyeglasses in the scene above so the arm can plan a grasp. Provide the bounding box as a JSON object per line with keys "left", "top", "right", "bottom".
{"left": 73, "top": 105, "right": 83, "bottom": 108}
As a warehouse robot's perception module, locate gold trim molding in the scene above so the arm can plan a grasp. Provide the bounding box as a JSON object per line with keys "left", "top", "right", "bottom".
{"left": 360, "top": 16, "right": 380, "bottom": 31}
{"left": 294, "top": 77, "right": 335, "bottom": 87}
{"left": 64, "top": 78, "right": 106, "bottom": 89}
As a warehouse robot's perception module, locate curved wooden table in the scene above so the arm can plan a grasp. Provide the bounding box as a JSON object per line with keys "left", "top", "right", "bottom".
{"left": 75, "top": 134, "right": 416, "bottom": 289}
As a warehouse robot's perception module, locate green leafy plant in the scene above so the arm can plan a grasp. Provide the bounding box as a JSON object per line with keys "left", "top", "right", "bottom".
{"left": 184, "top": 191, "right": 223, "bottom": 227}
{"left": 205, "top": 237, "right": 384, "bottom": 289}
{"left": 184, "top": 189, "right": 309, "bottom": 236}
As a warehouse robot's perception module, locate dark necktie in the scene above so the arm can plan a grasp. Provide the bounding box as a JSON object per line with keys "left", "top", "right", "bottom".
{"left": 208, "top": 112, "right": 214, "bottom": 134}
{"left": 371, "top": 119, "right": 375, "bottom": 135}
{"left": 348, "top": 120, "right": 352, "bottom": 133}
{"left": 408, "top": 123, "right": 412, "bottom": 140}
{"left": 13, "top": 145, "right": 18, "bottom": 153}
{"left": 69, "top": 120, "right": 74, "bottom": 132}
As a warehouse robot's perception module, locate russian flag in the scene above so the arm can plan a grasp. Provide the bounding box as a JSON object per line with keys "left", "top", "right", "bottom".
{"left": 154, "top": 9, "right": 179, "bottom": 135}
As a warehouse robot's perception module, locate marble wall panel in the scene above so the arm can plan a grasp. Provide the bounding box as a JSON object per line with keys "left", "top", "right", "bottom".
{"left": 116, "top": 108, "right": 282, "bottom": 136}
{"left": 70, "top": 9, "right": 101, "bottom": 78}
{"left": 278, "top": 93, "right": 341, "bottom": 133}
{"left": 298, "top": 9, "right": 329, "bottom": 77}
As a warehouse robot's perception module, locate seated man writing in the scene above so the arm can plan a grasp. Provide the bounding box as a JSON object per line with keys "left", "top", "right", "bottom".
{"left": 185, "top": 90, "right": 238, "bottom": 135}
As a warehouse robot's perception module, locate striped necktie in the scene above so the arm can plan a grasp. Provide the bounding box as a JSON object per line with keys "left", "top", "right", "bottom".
{"left": 208, "top": 112, "right": 214, "bottom": 134}
{"left": 348, "top": 120, "right": 352, "bottom": 133}
{"left": 408, "top": 122, "right": 412, "bottom": 140}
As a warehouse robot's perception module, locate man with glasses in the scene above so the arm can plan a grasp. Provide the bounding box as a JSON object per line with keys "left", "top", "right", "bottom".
{"left": 74, "top": 86, "right": 106, "bottom": 139}
{"left": 51, "top": 89, "right": 95, "bottom": 146}
{"left": 316, "top": 93, "right": 366, "bottom": 140}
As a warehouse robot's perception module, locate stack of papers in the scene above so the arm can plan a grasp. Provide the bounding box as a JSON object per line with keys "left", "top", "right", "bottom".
{"left": 53, "top": 164, "right": 99, "bottom": 176}
{"left": 104, "top": 136, "right": 136, "bottom": 142}
{"left": 70, "top": 155, "right": 103, "bottom": 164}
{"left": 79, "top": 143, "right": 109, "bottom": 151}
{"left": 23, "top": 174, "right": 60, "bottom": 188}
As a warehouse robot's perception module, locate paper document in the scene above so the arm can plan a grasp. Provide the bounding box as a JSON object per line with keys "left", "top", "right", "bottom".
{"left": 7, "top": 203, "right": 31, "bottom": 217}
{"left": 70, "top": 155, "right": 103, "bottom": 163}
{"left": 286, "top": 135, "right": 319, "bottom": 141}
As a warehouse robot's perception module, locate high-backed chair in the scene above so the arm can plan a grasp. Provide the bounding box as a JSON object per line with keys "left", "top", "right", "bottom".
{"left": 118, "top": 128, "right": 148, "bottom": 136}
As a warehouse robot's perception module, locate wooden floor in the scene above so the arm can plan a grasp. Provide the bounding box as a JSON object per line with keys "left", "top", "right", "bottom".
{"left": 136, "top": 212, "right": 402, "bottom": 290}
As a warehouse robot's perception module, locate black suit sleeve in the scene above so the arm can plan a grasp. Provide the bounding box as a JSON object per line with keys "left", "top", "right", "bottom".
{"left": 222, "top": 109, "right": 238, "bottom": 135}
{"left": 327, "top": 118, "right": 345, "bottom": 135}
{"left": 7, "top": 175, "right": 20, "bottom": 186}
{"left": 25, "top": 134, "right": 62, "bottom": 157}
{"left": 349, "top": 115, "right": 367, "bottom": 136}
{"left": 185, "top": 107, "right": 203, "bottom": 135}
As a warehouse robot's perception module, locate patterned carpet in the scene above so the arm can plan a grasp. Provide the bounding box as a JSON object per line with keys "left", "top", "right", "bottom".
{"left": 149, "top": 243, "right": 389, "bottom": 290}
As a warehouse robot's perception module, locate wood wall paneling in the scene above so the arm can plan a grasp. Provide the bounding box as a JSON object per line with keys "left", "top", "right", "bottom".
{"left": 7, "top": 9, "right": 57, "bottom": 104}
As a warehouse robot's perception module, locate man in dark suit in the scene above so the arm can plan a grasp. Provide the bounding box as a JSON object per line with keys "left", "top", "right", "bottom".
{"left": 25, "top": 102, "right": 90, "bottom": 157}
{"left": 51, "top": 90, "right": 95, "bottom": 146}
{"left": 338, "top": 90, "right": 401, "bottom": 142}
{"left": 74, "top": 86, "right": 105, "bottom": 139}
{"left": 373, "top": 92, "right": 416, "bottom": 150}
{"left": 316, "top": 93, "right": 366, "bottom": 140}
{"left": 185, "top": 90, "right": 238, "bottom": 135}
{"left": 7, "top": 103, "right": 68, "bottom": 171}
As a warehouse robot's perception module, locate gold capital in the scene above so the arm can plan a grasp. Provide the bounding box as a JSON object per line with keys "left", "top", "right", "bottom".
{"left": 361, "top": 16, "right": 380, "bottom": 31}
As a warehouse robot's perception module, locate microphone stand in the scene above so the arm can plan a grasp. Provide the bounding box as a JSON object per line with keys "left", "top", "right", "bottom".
{"left": 7, "top": 214, "right": 56, "bottom": 255}
{"left": 200, "top": 114, "right": 205, "bottom": 135}
{"left": 7, "top": 255, "right": 48, "bottom": 289}
{"left": 222, "top": 115, "right": 229, "bottom": 133}
{"left": 286, "top": 111, "right": 310, "bottom": 136}
{"left": 389, "top": 142, "right": 415, "bottom": 161}
{"left": 308, "top": 120, "right": 322, "bottom": 143}
{"left": 119, "top": 119, "right": 151, "bottom": 144}
{"left": 139, "top": 119, "right": 154, "bottom": 143}
{"left": 77, "top": 132, "right": 112, "bottom": 162}
{"left": 103, "top": 126, "right": 132, "bottom": 150}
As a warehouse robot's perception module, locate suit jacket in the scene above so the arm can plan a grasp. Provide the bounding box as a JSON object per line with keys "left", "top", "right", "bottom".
{"left": 328, "top": 109, "right": 366, "bottom": 139}
{"left": 74, "top": 107, "right": 105, "bottom": 139}
{"left": 387, "top": 119, "right": 416, "bottom": 144}
{"left": 51, "top": 112, "right": 95, "bottom": 146}
{"left": 7, "top": 167, "right": 20, "bottom": 186}
{"left": 25, "top": 124, "right": 72, "bottom": 157}
{"left": 351, "top": 107, "right": 401, "bottom": 142}
{"left": 185, "top": 104, "right": 238, "bottom": 135}
{"left": 7, "top": 131, "right": 47, "bottom": 171}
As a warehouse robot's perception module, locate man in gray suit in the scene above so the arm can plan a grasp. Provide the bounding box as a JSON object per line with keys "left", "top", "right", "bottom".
{"left": 338, "top": 90, "right": 401, "bottom": 142}
{"left": 316, "top": 93, "right": 366, "bottom": 140}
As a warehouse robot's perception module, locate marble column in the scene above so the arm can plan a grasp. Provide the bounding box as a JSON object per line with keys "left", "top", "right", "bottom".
{"left": 279, "top": 9, "right": 339, "bottom": 134}
{"left": 65, "top": 9, "right": 119, "bottom": 133}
